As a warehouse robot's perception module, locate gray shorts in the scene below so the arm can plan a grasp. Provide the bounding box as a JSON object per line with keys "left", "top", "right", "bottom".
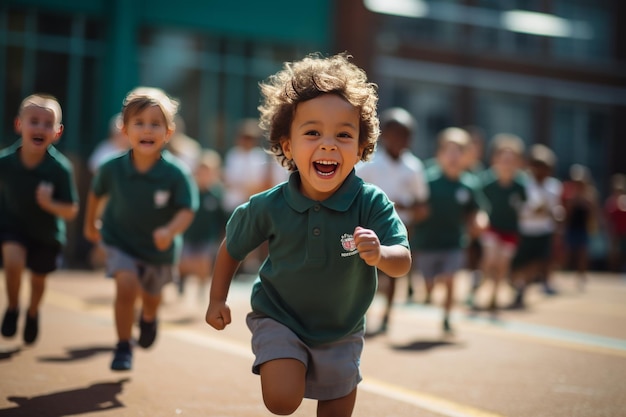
{"left": 104, "top": 245, "right": 176, "bottom": 295}
{"left": 417, "top": 249, "right": 465, "bottom": 281}
{"left": 246, "top": 312, "right": 363, "bottom": 401}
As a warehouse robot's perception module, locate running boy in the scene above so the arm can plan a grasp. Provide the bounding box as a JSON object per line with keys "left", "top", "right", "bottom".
{"left": 84, "top": 87, "right": 197, "bottom": 371}
{"left": 205, "top": 53, "right": 411, "bottom": 417}
{"left": 413, "top": 127, "right": 486, "bottom": 333}
{"left": 1, "top": 94, "right": 79, "bottom": 344}
{"left": 475, "top": 134, "right": 526, "bottom": 312}
{"left": 178, "top": 149, "right": 227, "bottom": 300}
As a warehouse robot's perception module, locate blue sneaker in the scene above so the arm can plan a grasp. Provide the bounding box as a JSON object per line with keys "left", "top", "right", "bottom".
{"left": 111, "top": 341, "right": 132, "bottom": 371}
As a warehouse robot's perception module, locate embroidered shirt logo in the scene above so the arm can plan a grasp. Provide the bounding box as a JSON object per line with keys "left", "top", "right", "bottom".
{"left": 340, "top": 233, "right": 359, "bottom": 257}
{"left": 154, "top": 190, "right": 170, "bottom": 208}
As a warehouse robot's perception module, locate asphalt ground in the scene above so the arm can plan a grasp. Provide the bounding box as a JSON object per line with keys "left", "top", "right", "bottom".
{"left": 1, "top": 269, "right": 625, "bottom": 417}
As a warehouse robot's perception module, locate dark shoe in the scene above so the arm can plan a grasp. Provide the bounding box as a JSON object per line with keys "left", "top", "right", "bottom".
{"left": 138, "top": 315, "right": 158, "bottom": 348}
{"left": 543, "top": 282, "right": 558, "bottom": 296}
{"left": 1, "top": 308, "right": 18, "bottom": 338}
{"left": 23, "top": 313, "right": 39, "bottom": 345}
{"left": 111, "top": 341, "right": 133, "bottom": 371}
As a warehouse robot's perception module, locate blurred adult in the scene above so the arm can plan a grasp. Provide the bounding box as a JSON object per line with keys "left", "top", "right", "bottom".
{"left": 356, "top": 107, "right": 429, "bottom": 332}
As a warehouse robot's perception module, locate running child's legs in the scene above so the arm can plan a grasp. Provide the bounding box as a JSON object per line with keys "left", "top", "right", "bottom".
{"left": 114, "top": 271, "right": 141, "bottom": 341}
{"left": 28, "top": 272, "right": 47, "bottom": 317}
{"left": 317, "top": 389, "right": 357, "bottom": 417}
{"left": 2, "top": 242, "right": 26, "bottom": 310}
{"left": 140, "top": 290, "right": 162, "bottom": 322}
{"left": 259, "top": 358, "right": 306, "bottom": 415}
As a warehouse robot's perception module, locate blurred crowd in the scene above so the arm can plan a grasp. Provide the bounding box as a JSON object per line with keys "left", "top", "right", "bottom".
{"left": 87, "top": 107, "right": 626, "bottom": 323}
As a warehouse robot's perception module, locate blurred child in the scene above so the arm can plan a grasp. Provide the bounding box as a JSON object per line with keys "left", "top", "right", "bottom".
{"left": 87, "top": 113, "right": 129, "bottom": 174}
{"left": 510, "top": 144, "right": 563, "bottom": 308}
{"left": 1, "top": 94, "right": 79, "bottom": 344}
{"left": 474, "top": 134, "right": 526, "bottom": 312}
{"left": 205, "top": 53, "right": 411, "bottom": 417}
{"left": 84, "top": 87, "right": 197, "bottom": 371}
{"left": 413, "top": 127, "right": 486, "bottom": 333}
{"left": 561, "top": 164, "right": 600, "bottom": 289}
{"left": 605, "top": 173, "right": 626, "bottom": 273}
{"left": 178, "top": 149, "right": 227, "bottom": 300}
{"left": 357, "top": 107, "right": 428, "bottom": 332}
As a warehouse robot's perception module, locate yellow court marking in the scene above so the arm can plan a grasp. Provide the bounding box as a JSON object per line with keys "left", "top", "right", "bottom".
{"left": 361, "top": 377, "right": 505, "bottom": 417}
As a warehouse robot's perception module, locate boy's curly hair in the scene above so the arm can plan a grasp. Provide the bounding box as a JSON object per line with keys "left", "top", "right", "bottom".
{"left": 258, "top": 53, "right": 379, "bottom": 171}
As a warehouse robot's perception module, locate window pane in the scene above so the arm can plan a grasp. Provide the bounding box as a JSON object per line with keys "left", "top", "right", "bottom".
{"left": 36, "top": 11, "right": 73, "bottom": 37}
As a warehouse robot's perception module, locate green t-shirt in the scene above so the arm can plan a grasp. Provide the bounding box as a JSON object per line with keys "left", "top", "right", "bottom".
{"left": 226, "top": 170, "right": 409, "bottom": 346}
{"left": 183, "top": 184, "right": 227, "bottom": 245}
{"left": 0, "top": 139, "right": 78, "bottom": 247}
{"left": 412, "top": 164, "right": 482, "bottom": 251}
{"left": 480, "top": 168, "right": 527, "bottom": 233}
{"left": 92, "top": 150, "right": 198, "bottom": 264}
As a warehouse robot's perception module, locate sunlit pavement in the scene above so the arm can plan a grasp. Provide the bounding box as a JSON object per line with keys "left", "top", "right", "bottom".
{"left": 1, "top": 269, "right": 625, "bottom": 417}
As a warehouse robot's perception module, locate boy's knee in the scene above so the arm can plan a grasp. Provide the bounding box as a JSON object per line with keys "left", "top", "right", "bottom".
{"left": 263, "top": 395, "right": 302, "bottom": 415}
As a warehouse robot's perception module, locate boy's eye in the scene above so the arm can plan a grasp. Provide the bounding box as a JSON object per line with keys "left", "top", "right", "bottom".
{"left": 338, "top": 132, "right": 354, "bottom": 139}
{"left": 304, "top": 130, "right": 320, "bottom": 136}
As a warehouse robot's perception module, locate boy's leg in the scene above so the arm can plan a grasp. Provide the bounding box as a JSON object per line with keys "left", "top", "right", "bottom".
{"left": 137, "top": 289, "right": 162, "bottom": 348}
{"left": 441, "top": 273, "right": 455, "bottom": 332}
{"left": 379, "top": 273, "right": 396, "bottom": 332}
{"left": 2, "top": 242, "right": 26, "bottom": 309}
{"left": 317, "top": 388, "right": 357, "bottom": 417}
{"left": 2, "top": 242, "right": 26, "bottom": 338}
{"left": 114, "top": 271, "right": 141, "bottom": 341}
{"left": 28, "top": 272, "right": 47, "bottom": 317}
{"left": 22, "top": 272, "right": 47, "bottom": 344}
{"left": 259, "top": 358, "right": 306, "bottom": 415}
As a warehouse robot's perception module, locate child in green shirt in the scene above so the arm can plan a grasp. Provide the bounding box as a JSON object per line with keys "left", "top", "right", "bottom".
{"left": 205, "top": 53, "right": 411, "bottom": 417}
{"left": 1, "top": 94, "right": 79, "bottom": 345}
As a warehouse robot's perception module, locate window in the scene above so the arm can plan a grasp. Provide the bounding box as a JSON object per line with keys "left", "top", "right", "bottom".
{"left": 139, "top": 28, "right": 313, "bottom": 151}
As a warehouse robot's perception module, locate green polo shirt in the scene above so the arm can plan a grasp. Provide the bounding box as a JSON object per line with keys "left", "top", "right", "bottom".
{"left": 0, "top": 139, "right": 78, "bottom": 247}
{"left": 226, "top": 170, "right": 408, "bottom": 346}
{"left": 92, "top": 150, "right": 198, "bottom": 264}
{"left": 480, "top": 168, "right": 527, "bottom": 233}
{"left": 412, "top": 164, "right": 482, "bottom": 251}
{"left": 184, "top": 184, "right": 227, "bottom": 245}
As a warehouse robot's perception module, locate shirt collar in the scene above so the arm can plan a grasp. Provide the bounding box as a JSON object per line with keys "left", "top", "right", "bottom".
{"left": 283, "top": 169, "right": 363, "bottom": 213}
{"left": 121, "top": 149, "right": 167, "bottom": 178}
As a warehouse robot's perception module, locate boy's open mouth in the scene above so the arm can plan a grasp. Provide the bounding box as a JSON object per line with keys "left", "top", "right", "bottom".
{"left": 313, "top": 160, "right": 338, "bottom": 176}
{"left": 139, "top": 139, "right": 155, "bottom": 145}
{"left": 32, "top": 137, "right": 45, "bottom": 145}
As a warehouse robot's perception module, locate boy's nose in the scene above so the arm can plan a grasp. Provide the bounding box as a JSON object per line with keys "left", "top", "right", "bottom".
{"left": 319, "top": 138, "right": 338, "bottom": 151}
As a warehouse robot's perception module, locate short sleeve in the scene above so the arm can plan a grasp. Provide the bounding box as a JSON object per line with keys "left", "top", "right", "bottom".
{"left": 225, "top": 199, "right": 268, "bottom": 261}
{"left": 364, "top": 187, "right": 409, "bottom": 249}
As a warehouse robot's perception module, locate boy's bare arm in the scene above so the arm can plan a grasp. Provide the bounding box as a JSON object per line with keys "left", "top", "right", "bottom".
{"left": 353, "top": 226, "right": 412, "bottom": 278}
{"left": 206, "top": 239, "right": 241, "bottom": 330}
{"left": 153, "top": 208, "right": 195, "bottom": 251}
{"left": 35, "top": 183, "right": 79, "bottom": 220}
{"left": 83, "top": 191, "right": 103, "bottom": 243}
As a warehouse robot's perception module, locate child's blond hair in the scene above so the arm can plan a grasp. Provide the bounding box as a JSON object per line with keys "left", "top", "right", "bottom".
{"left": 490, "top": 133, "right": 525, "bottom": 157}
{"left": 19, "top": 94, "right": 63, "bottom": 126}
{"left": 258, "top": 53, "right": 379, "bottom": 171}
{"left": 437, "top": 127, "right": 470, "bottom": 150}
{"left": 122, "top": 87, "right": 179, "bottom": 130}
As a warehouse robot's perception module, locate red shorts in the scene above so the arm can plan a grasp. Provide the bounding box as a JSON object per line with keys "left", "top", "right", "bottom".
{"left": 481, "top": 227, "right": 519, "bottom": 248}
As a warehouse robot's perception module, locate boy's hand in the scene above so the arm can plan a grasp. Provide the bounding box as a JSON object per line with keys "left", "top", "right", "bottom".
{"left": 35, "top": 181, "right": 54, "bottom": 211}
{"left": 354, "top": 226, "right": 381, "bottom": 267}
{"left": 153, "top": 227, "right": 173, "bottom": 251}
{"left": 206, "top": 301, "right": 232, "bottom": 330}
{"left": 84, "top": 222, "right": 102, "bottom": 243}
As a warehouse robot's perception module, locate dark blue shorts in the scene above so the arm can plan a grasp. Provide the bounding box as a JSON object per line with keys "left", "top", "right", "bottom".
{"left": 0, "top": 231, "right": 61, "bottom": 274}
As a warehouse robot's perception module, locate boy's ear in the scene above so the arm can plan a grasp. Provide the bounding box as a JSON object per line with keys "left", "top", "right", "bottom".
{"left": 54, "top": 124, "right": 64, "bottom": 140}
{"left": 14, "top": 117, "right": 21, "bottom": 134}
{"left": 280, "top": 137, "right": 292, "bottom": 160}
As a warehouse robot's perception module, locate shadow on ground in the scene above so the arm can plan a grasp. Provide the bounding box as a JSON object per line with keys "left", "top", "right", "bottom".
{"left": 0, "top": 378, "right": 129, "bottom": 417}
{"left": 390, "top": 339, "right": 463, "bottom": 352}
{"left": 38, "top": 345, "right": 113, "bottom": 363}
